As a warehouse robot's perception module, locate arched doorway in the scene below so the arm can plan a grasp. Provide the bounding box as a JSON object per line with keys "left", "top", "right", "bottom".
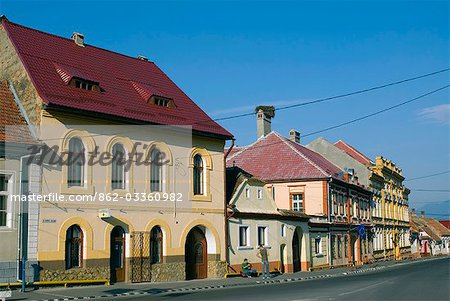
{"left": 185, "top": 227, "right": 207, "bottom": 280}
{"left": 292, "top": 231, "right": 301, "bottom": 272}
{"left": 110, "top": 226, "right": 126, "bottom": 282}
{"left": 150, "top": 226, "right": 163, "bottom": 264}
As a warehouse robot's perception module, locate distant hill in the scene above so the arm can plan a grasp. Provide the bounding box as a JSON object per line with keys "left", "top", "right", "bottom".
{"left": 413, "top": 199, "right": 450, "bottom": 220}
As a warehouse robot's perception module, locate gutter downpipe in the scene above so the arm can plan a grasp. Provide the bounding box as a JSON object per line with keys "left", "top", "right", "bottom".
{"left": 224, "top": 138, "right": 235, "bottom": 270}
{"left": 18, "top": 152, "right": 36, "bottom": 292}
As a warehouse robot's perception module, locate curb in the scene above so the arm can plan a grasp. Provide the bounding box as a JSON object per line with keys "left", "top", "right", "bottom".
{"left": 26, "top": 257, "right": 449, "bottom": 301}
{"left": 29, "top": 275, "right": 334, "bottom": 301}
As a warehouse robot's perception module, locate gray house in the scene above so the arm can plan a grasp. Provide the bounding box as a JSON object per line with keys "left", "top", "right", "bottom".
{"left": 0, "top": 79, "right": 40, "bottom": 283}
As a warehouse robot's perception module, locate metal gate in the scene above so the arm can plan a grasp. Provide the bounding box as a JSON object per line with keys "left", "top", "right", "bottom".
{"left": 131, "top": 231, "right": 151, "bottom": 282}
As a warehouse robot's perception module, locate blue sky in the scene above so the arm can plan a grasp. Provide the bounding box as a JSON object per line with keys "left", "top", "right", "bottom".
{"left": 1, "top": 0, "right": 449, "bottom": 216}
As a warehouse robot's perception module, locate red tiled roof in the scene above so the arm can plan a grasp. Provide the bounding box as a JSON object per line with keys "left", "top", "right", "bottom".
{"left": 225, "top": 146, "right": 247, "bottom": 158}
{"left": 426, "top": 218, "right": 450, "bottom": 237}
{"left": 2, "top": 18, "right": 232, "bottom": 139}
{"left": 439, "top": 220, "right": 450, "bottom": 230}
{"left": 0, "top": 79, "right": 36, "bottom": 144}
{"left": 410, "top": 214, "right": 442, "bottom": 241}
{"left": 226, "top": 132, "right": 342, "bottom": 181}
{"left": 334, "top": 140, "right": 372, "bottom": 166}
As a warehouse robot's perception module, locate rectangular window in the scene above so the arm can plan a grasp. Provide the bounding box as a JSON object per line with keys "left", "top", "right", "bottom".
{"left": 292, "top": 193, "right": 304, "bottom": 212}
{"left": 0, "top": 174, "right": 10, "bottom": 227}
{"left": 239, "top": 226, "right": 250, "bottom": 247}
{"left": 74, "top": 79, "right": 95, "bottom": 91}
{"left": 314, "top": 236, "right": 322, "bottom": 255}
{"left": 338, "top": 194, "right": 344, "bottom": 216}
{"left": 332, "top": 192, "right": 338, "bottom": 215}
{"left": 337, "top": 236, "right": 342, "bottom": 258}
{"left": 257, "top": 226, "right": 268, "bottom": 246}
{"left": 281, "top": 224, "right": 286, "bottom": 237}
{"left": 257, "top": 189, "right": 263, "bottom": 199}
{"left": 245, "top": 188, "right": 250, "bottom": 199}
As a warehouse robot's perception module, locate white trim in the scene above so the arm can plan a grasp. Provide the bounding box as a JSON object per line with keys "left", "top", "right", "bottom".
{"left": 238, "top": 224, "right": 251, "bottom": 248}
{"left": 256, "top": 224, "right": 269, "bottom": 247}
{"left": 0, "top": 171, "right": 14, "bottom": 229}
{"left": 245, "top": 188, "right": 250, "bottom": 199}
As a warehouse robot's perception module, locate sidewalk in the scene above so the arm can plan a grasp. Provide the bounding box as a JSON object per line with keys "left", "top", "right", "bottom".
{"left": 7, "top": 257, "right": 444, "bottom": 301}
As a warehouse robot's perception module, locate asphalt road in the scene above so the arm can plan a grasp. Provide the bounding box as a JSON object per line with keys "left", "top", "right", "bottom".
{"left": 115, "top": 257, "right": 450, "bottom": 301}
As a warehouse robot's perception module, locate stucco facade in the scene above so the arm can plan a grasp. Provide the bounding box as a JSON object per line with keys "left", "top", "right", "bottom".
{"left": 226, "top": 168, "right": 310, "bottom": 274}
{"left": 34, "top": 103, "right": 228, "bottom": 283}
{"left": 371, "top": 157, "right": 411, "bottom": 259}
{"left": 0, "top": 17, "right": 232, "bottom": 283}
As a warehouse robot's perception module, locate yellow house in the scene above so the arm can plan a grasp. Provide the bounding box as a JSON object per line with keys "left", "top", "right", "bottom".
{"left": 0, "top": 17, "right": 233, "bottom": 282}
{"left": 334, "top": 140, "right": 411, "bottom": 260}
{"left": 370, "top": 156, "right": 411, "bottom": 259}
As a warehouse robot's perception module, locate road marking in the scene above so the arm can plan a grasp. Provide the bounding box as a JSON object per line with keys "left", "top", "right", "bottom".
{"left": 34, "top": 291, "right": 73, "bottom": 299}
{"left": 338, "top": 279, "right": 390, "bottom": 296}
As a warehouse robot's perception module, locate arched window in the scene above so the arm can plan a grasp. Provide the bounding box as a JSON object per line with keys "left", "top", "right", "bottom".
{"left": 193, "top": 154, "right": 204, "bottom": 195}
{"left": 65, "top": 225, "right": 83, "bottom": 269}
{"left": 150, "top": 148, "right": 165, "bottom": 192}
{"left": 68, "top": 138, "right": 84, "bottom": 187}
{"left": 111, "top": 143, "right": 126, "bottom": 190}
{"left": 150, "top": 226, "right": 163, "bottom": 264}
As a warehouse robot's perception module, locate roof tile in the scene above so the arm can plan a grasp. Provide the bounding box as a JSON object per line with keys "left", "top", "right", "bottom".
{"left": 334, "top": 140, "right": 372, "bottom": 166}
{"left": 0, "top": 80, "right": 36, "bottom": 144}
{"left": 227, "top": 132, "right": 342, "bottom": 181}
{"left": 3, "top": 19, "right": 232, "bottom": 139}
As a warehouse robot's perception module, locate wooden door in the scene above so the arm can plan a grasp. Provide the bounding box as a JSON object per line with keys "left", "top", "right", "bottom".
{"left": 194, "top": 240, "right": 207, "bottom": 279}
{"left": 185, "top": 227, "right": 207, "bottom": 280}
{"left": 111, "top": 227, "right": 126, "bottom": 282}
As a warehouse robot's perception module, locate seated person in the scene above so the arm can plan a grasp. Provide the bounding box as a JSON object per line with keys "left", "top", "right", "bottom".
{"left": 242, "top": 258, "right": 257, "bottom": 277}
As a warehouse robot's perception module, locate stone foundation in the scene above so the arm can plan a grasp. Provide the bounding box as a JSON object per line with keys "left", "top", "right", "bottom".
{"left": 150, "top": 262, "right": 185, "bottom": 282}
{"left": 207, "top": 260, "right": 227, "bottom": 279}
{"left": 40, "top": 266, "right": 109, "bottom": 282}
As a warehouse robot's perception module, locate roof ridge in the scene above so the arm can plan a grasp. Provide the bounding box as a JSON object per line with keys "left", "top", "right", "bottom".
{"left": 2, "top": 18, "right": 156, "bottom": 64}
{"left": 273, "top": 132, "right": 330, "bottom": 177}
{"left": 336, "top": 139, "right": 372, "bottom": 163}
{"left": 226, "top": 132, "right": 274, "bottom": 161}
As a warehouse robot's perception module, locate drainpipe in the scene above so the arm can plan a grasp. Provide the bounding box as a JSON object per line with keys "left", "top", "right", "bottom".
{"left": 223, "top": 138, "right": 235, "bottom": 269}
{"left": 18, "top": 151, "right": 39, "bottom": 292}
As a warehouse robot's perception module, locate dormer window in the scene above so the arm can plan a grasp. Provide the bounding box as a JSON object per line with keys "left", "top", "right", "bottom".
{"left": 75, "top": 79, "right": 94, "bottom": 90}
{"left": 153, "top": 96, "right": 170, "bottom": 107}
{"left": 71, "top": 78, "right": 100, "bottom": 92}
{"left": 131, "top": 81, "right": 176, "bottom": 108}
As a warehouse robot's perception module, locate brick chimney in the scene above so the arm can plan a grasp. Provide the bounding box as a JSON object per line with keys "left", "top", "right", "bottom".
{"left": 343, "top": 173, "right": 350, "bottom": 182}
{"left": 421, "top": 211, "right": 425, "bottom": 219}
{"left": 412, "top": 208, "right": 415, "bottom": 215}
{"left": 256, "top": 106, "right": 275, "bottom": 139}
{"left": 289, "top": 129, "right": 300, "bottom": 143}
